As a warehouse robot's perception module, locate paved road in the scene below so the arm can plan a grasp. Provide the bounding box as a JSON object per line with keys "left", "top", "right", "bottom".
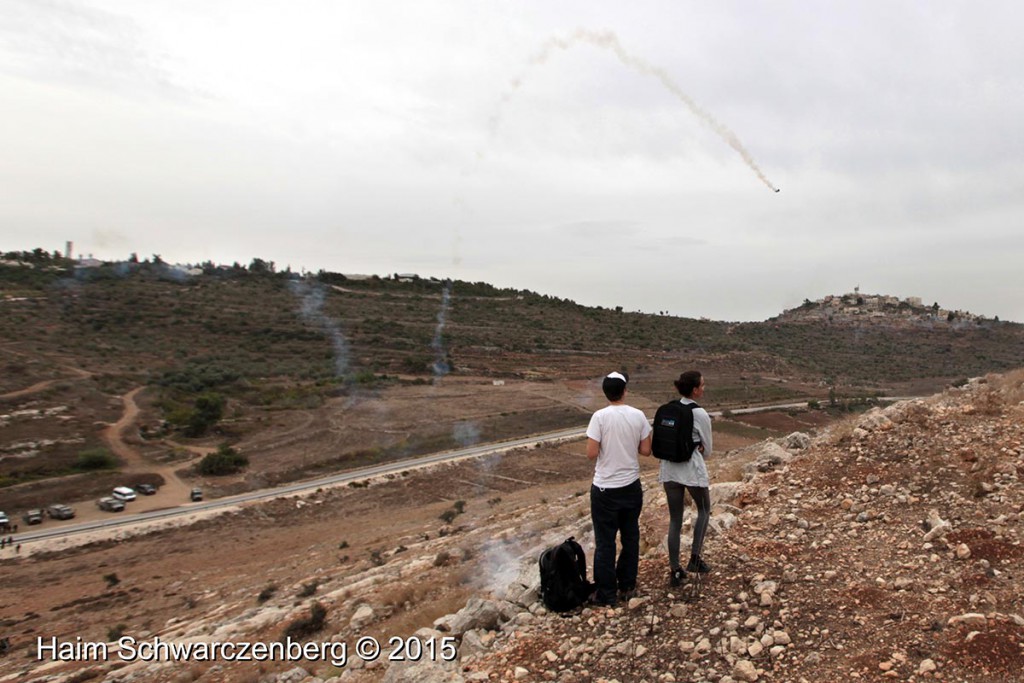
{"left": 14, "top": 396, "right": 919, "bottom": 545}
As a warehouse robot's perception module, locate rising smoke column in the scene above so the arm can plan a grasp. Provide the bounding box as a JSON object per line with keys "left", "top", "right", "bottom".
{"left": 491, "top": 28, "right": 779, "bottom": 192}
{"left": 431, "top": 279, "right": 453, "bottom": 380}
{"left": 288, "top": 279, "right": 351, "bottom": 378}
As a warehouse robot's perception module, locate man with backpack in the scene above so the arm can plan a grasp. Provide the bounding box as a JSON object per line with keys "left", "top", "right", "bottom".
{"left": 586, "top": 371, "right": 652, "bottom": 606}
{"left": 654, "top": 370, "right": 713, "bottom": 587}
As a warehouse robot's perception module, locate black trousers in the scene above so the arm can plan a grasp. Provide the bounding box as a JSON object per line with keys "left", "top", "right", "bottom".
{"left": 663, "top": 481, "right": 711, "bottom": 569}
{"left": 590, "top": 478, "right": 643, "bottom": 604}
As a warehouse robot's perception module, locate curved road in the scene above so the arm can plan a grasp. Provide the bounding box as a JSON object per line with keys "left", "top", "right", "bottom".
{"left": 13, "top": 396, "right": 919, "bottom": 546}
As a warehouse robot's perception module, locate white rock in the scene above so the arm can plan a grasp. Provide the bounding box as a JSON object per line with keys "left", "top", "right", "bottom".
{"left": 732, "top": 659, "right": 759, "bottom": 682}
{"left": 948, "top": 613, "right": 987, "bottom": 627}
{"left": 350, "top": 604, "right": 374, "bottom": 630}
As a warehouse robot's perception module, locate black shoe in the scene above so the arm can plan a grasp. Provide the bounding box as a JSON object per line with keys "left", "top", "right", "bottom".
{"left": 670, "top": 567, "right": 687, "bottom": 587}
{"left": 618, "top": 587, "right": 637, "bottom": 601}
{"left": 588, "top": 591, "right": 617, "bottom": 608}
{"left": 686, "top": 555, "right": 711, "bottom": 574}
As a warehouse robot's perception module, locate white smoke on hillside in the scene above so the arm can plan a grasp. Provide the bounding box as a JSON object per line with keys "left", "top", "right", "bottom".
{"left": 288, "top": 279, "right": 350, "bottom": 378}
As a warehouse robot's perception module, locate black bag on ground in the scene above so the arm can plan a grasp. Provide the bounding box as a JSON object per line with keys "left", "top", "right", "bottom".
{"left": 538, "top": 536, "right": 593, "bottom": 612}
{"left": 651, "top": 400, "right": 701, "bottom": 463}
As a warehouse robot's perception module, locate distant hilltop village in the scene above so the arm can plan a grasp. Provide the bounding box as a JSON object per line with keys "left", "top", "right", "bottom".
{"left": 776, "top": 288, "right": 997, "bottom": 327}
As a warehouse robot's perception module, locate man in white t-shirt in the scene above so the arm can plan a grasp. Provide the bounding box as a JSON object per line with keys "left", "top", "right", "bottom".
{"left": 585, "top": 371, "right": 652, "bottom": 606}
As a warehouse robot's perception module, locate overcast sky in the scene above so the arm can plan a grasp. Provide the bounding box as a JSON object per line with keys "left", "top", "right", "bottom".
{"left": 2, "top": 1, "right": 1022, "bottom": 321}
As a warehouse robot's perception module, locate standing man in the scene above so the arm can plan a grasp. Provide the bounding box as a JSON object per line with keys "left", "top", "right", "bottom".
{"left": 586, "top": 371, "right": 652, "bottom": 606}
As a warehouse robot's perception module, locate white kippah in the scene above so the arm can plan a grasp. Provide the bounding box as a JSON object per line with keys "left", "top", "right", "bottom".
{"left": 605, "top": 372, "right": 627, "bottom": 382}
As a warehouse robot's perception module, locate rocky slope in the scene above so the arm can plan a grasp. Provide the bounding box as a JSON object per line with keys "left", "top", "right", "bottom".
{"left": 7, "top": 372, "right": 1023, "bottom": 683}
{"left": 381, "top": 372, "right": 1024, "bottom": 682}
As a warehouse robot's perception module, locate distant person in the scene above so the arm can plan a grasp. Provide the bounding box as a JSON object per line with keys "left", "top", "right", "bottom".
{"left": 586, "top": 371, "right": 652, "bottom": 606}
{"left": 660, "top": 370, "right": 713, "bottom": 586}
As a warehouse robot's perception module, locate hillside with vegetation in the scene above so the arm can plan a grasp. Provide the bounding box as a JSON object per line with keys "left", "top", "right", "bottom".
{"left": 2, "top": 249, "right": 1023, "bottom": 500}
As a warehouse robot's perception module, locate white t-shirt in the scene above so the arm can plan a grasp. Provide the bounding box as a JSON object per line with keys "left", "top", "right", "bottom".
{"left": 586, "top": 404, "right": 652, "bottom": 489}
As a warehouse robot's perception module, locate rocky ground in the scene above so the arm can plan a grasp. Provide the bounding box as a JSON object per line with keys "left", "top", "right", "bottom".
{"left": 3, "top": 373, "right": 1022, "bottom": 683}
{"left": 386, "top": 372, "right": 1024, "bottom": 683}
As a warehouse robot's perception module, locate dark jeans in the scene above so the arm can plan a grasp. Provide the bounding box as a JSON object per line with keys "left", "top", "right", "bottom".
{"left": 590, "top": 478, "right": 643, "bottom": 604}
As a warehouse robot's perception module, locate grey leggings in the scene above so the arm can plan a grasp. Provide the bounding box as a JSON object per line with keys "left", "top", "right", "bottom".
{"left": 664, "top": 481, "right": 711, "bottom": 569}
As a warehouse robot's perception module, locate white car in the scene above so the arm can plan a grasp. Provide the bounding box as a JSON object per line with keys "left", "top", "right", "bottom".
{"left": 0, "top": 511, "right": 8, "bottom": 526}
{"left": 112, "top": 486, "right": 137, "bottom": 502}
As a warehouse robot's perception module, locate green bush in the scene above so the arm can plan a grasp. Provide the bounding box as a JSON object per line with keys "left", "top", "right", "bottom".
{"left": 183, "top": 392, "right": 225, "bottom": 437}
{"left": 197, "top": 444, "right": 248, "bottom": 475}
{"left": 77, "top": 448, "right": 117, "bottom": 471}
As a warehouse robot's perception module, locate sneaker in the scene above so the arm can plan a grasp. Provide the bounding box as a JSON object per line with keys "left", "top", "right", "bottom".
{"left": 686, "top": 555, "right": 711, "bottom": 574}
{"left": 670, "top": 567, "right": 687, "bottom": 587}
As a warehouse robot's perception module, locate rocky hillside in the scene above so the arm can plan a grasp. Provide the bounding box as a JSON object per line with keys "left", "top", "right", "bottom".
{"left": 5, "top": 373, "right": 1023, "bottom": 683}
{"left": 387, "top": 372, "right": 1024, "bottom": 682}
{"left": 774, "top": 291, "right": 994, "bottom": 328}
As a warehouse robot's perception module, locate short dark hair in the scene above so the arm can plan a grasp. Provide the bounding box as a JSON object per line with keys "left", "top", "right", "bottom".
{"left": 674, "top": 371, "right": 702, "bottom": 397}
{"left": 602, "top": 371, "right": 629, "bottom": 401}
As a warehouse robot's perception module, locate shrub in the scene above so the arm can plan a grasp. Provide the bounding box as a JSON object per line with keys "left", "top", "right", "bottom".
{"left": 77, "top": 448, "right": 117, "bottom": 471}
{"left": 107, "top": 624, "right": 128, "bottom": 641}
{"left": 280, "top": 601, "right": 327, "bottom": 641}
{"left": 198, "top": 444, "right": 248, "bottom": 475}
{"left": 257, "top": 584, "right": 277, "bottom": 603}
{"left": 297, "top": 581, "right": 319, "bottom": 598}
{"left": 183, "top": 392, "right": 225, "bottom": 437}
{"left": 103, "top": 573, "right": 120, "bottom": 588}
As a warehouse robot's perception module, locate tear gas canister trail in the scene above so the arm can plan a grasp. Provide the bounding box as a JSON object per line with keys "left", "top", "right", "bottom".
{"left": 492, "top": 28, "right": 779, "bottom": 192}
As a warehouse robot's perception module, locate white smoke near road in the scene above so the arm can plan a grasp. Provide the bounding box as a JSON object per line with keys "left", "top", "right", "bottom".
{"left": 288, "top": 279, "right": 350, "bottom": 378}
{"left": 491, "top": 28, "right": 779, "bottom": 192}
{"left": 431, "top": 279, "right": 453, "bottom": 381}
{"left": 453, "top": 420, "right": 481, "bottom": 447}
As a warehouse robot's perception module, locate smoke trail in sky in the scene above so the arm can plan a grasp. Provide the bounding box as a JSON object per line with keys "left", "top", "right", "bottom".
{"left": 431, "top": 280, "right": 453, "bottom": 380}
{"left": 492, "top": 28, "right": 778, "bottom": 192}
{"left": 288, "top": 279, "right": 350, "bottom": 378}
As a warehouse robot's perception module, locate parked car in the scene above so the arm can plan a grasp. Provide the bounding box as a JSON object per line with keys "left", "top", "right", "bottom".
{"left": 112, "top": 486, "right": 137, "bottom": 502}
{"left": 190, "top": 487, "right": 203, "bottom": 502}
{"left": 135, "top": 484, "right": 157, "bottom": 495}
{"left": 0, "top": 511, "right": 8, "bottom": 527}
{"left": 97, "top": 497, "right": 125, "bottom": 512}
{"left": 22, "top": 509, "right": 43, "bottom": 525}
{"left": 46, "top": 504, "right": 76, "bottom": 520}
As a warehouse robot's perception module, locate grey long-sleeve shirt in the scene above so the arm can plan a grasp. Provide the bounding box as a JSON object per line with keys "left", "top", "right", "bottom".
{"left": 656, "top": 398, "right": 713, "bottom": 488}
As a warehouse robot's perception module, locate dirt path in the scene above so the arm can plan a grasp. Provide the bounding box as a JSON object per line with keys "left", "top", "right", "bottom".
{"left": 99, "top": 387, "right": 194, "bottom": 510}
{"left": 0, "top": 365, "right": 92, "bottom": 401}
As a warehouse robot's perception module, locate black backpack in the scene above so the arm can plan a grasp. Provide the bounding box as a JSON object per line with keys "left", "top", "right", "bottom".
{"left": 651, "top": 400, "right": 701, "bottom": 463}
{"left": 538, "top": 537, "right": 593, "bottom": 612}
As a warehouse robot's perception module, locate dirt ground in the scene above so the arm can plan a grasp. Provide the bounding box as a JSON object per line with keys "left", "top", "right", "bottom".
{"left": 0, "top": 421, "right": 760, "bottom": 680}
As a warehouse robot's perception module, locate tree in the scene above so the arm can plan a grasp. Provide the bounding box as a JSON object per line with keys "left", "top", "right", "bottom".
{"left": 184, "top": 392, "right": 225, "bottom": 437}
{"left": 249, "top": 258, "right": 275, "bottom": 274}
